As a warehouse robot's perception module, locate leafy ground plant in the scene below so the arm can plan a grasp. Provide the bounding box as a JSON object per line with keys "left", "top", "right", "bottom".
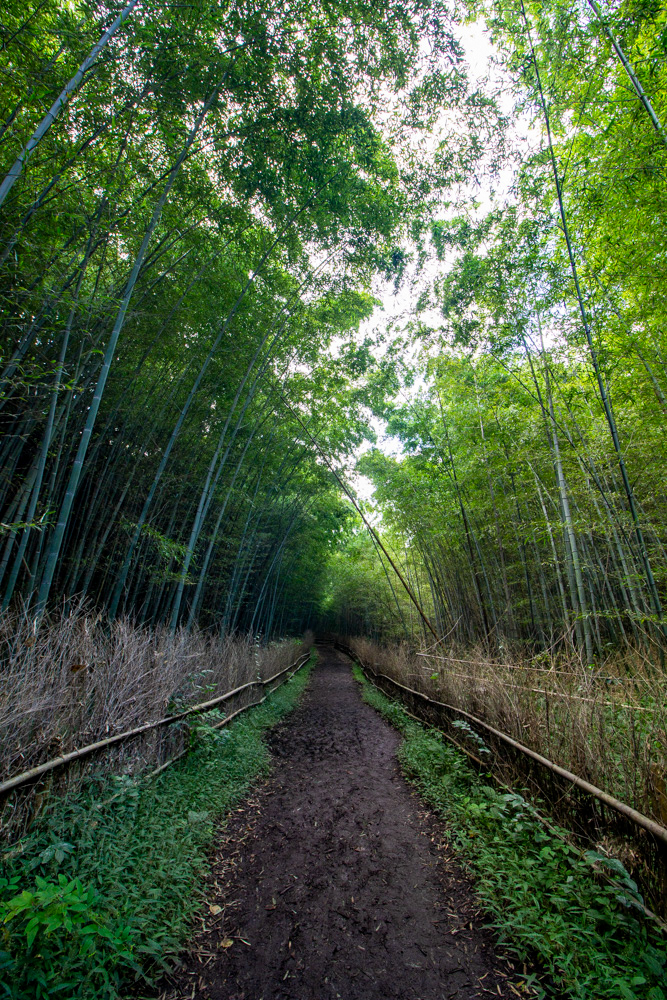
{"left": 0, "top": 658, "right": 313, "bottom": 1000}
{"left": 354, "top": 666, "right": 667, "bottom": 1000}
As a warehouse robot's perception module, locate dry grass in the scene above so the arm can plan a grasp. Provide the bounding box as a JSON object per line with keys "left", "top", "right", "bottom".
{"left": 0, "top": 600, "right": 311, "bottom": 792}
{"left": 347, "top": 635, "right": 667, "bottom": 826}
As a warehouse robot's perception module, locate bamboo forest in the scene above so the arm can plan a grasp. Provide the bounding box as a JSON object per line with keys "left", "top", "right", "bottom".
{"left": 2, "top": 0, "right": 667, "bottom": 998}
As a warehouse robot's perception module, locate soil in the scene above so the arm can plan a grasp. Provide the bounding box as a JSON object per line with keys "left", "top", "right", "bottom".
{"left": 158, "top": 644, "right": 529, "bottom": 1000}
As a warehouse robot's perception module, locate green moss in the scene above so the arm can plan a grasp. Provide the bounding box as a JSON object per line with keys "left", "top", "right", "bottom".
{"left": 0, "top": 658, "right": 314, "bottom": 1000}
{"left": 353, "top": 666, "right": 667, "bottom": 1000}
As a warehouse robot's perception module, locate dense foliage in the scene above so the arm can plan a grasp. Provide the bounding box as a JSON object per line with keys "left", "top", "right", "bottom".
{"left": 323, "top": 0, "right": 667, "bottom": 668}
{"left": 8, "top": 0, "right": 666, "bottom": 658}
{"left": 0, "top": 0, "right": 479, "bottom": 633}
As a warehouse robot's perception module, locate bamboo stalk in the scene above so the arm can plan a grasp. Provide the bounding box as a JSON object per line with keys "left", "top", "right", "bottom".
{"left": 0, "top": 0, "right": 142, "bottom": 210}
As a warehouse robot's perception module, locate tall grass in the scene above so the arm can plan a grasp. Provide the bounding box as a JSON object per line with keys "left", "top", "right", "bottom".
{"left": 0, "top": 600, "right": 312, "bottom": 838}
{"left": 346, "top": 636, "right": 667, "bottom": 827}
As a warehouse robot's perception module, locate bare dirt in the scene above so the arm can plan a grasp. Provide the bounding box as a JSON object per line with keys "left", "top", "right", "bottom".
{"left": 160, "top": 645, "right": 528, "bottom": 999}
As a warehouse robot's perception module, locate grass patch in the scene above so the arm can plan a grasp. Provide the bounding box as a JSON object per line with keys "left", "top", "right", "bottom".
{"left": 353, "top": 665, "right": 667, "bottom": 1000}
{"left": 0, "top": 657, "right": 314, "bottom": 999}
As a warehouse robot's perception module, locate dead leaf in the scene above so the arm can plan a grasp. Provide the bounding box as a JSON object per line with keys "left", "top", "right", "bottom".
{"left": 208, "top": 904, "right": 222, "bottom": 915}
{"left": 220, "top": 938, "right": 234, "bottom": 949}
{"left": 70, "top": 663, "right": 87, "bottom": 673}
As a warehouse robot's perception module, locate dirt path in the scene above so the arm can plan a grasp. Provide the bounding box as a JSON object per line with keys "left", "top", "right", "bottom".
{"left": 163, "top": 645, "right": 523, "bottom": 999}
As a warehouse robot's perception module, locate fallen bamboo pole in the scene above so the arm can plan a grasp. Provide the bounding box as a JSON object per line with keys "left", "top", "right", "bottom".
{"left": 0, "top": 650, "right": 312, "bottom": 798}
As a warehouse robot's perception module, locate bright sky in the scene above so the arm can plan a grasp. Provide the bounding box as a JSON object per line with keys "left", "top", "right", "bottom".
{"left": 347, "top": 15, "right": 537, "bottom": 508}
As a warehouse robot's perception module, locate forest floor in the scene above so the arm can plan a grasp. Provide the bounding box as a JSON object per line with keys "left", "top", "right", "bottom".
{"left": 154, "top": 644, "right": 527, "bottom": 1000}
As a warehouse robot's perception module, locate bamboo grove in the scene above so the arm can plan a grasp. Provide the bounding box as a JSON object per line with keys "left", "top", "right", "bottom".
{"left": 321, "top": 0, "right": 667, "bottom": 667}
{"left": 2, "top": 0, "right": 667, "bottom": 662}
{"left": 0, "top": 0, "right": 476, "bottom": 634}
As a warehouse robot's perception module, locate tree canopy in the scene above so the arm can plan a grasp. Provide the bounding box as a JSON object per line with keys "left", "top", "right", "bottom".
{"left": 2, "top": 0, "right": 667, "bottom": 656}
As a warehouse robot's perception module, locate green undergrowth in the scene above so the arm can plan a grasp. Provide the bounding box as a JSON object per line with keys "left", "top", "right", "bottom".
{"left": 353, "top": 665, "right": 667, "bottom": 1000}
{"left": 0, "top": 657, "right": 314, "bottom": 1000}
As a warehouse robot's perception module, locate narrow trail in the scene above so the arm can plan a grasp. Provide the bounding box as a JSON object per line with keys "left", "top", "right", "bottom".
{"left": 163, "top": 645, "right": 523, "bottom": 999}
